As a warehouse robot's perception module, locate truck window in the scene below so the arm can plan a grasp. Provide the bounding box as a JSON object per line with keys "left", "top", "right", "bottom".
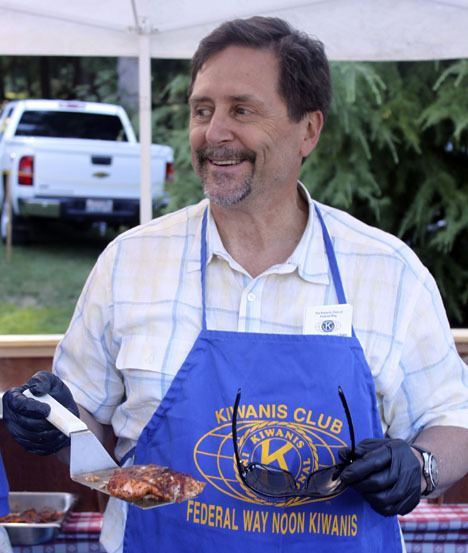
{"left": 14, "top": 111, "right": 129, "bottom": 141}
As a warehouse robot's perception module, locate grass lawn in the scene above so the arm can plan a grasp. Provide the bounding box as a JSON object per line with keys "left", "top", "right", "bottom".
{"left": 0, "top": 222, "right": 117, "bottom": 334}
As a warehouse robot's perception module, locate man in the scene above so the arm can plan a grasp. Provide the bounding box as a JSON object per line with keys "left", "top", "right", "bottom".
{"left": 3, "top": 16, "right": 468, "bottom": 553}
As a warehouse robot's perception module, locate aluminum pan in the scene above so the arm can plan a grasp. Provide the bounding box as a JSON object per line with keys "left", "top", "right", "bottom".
{"left": 0, "top": 491, "right": 76, "bottom": 546}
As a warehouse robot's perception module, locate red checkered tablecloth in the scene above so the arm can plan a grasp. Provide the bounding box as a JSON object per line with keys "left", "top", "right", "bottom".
{"left": 399, "top": 502, "right": 468, "bottom": 532}
{"left": 399, "top": 502, "right": 468, "bottom": 552}
{"left": 61, "top": 511, "right": 103, "bottom": 536}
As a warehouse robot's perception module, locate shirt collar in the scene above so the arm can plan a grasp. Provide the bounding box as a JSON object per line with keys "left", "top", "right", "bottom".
{"left": 187, "top": 184, "right": 330, "bottom": 285}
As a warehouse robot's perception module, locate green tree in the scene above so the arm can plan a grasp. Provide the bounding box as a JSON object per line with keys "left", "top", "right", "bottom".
{"left": 0, "top": 56, "right": 119, "bottom": 102}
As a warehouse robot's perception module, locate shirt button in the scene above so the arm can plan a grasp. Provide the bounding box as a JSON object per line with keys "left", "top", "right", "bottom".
{"left": 247, "top": 293, "right": 256, "bottom": 302}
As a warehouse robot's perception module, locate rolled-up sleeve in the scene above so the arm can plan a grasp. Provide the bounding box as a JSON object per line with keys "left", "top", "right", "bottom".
{"left": 53, "top": 242, "right": 124, "bottom": 425}
{"left": 384, "top": 269, "right": 468, "bottom": 440}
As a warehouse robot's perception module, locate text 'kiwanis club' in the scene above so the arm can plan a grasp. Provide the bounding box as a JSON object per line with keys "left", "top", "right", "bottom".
{"left": 215, "top": 402, "right": 343, "bottom": 434}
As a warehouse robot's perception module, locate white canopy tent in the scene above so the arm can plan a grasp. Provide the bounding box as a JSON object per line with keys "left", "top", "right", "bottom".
{"left": 1, "top": 0, "right": 468, "bottom": 223}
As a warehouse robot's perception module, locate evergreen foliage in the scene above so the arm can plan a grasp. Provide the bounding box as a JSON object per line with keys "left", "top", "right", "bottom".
{"left": 152, "top": 60, "right": 468, "bottom": 326}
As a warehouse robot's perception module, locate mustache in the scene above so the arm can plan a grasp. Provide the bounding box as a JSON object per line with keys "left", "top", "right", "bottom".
{"left": 196, "top": 147, "right": 256, "bottom": 164}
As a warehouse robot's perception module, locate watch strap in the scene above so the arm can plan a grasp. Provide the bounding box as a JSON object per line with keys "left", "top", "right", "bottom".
{"left": 412, "top": 445, "right": 437, "bottom": 496}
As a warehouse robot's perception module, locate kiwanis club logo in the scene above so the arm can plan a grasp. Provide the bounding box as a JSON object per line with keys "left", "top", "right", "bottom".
{"left": 193, "top": 402, "right": 347, "bottom": 507}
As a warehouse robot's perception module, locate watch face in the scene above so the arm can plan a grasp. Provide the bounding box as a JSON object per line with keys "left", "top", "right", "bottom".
{"left": 430, "top": 455, "right": 439, "bottom": 488}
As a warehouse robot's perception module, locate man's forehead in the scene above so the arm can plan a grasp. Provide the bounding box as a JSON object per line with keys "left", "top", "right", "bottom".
{"left": 189, "top": 93, "right": 261, "bottom": 105}
{"left": 190, "top": 46, "right": 280, "bottom": 100}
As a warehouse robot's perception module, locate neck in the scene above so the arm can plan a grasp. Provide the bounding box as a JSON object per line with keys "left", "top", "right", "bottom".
{"left": 210, "top": 185, "right": 308, "bottom": 278}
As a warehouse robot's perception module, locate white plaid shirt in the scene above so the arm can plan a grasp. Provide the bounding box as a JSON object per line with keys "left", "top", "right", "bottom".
{"left": 53, "top": 183, "right": 467, "bottom": 552}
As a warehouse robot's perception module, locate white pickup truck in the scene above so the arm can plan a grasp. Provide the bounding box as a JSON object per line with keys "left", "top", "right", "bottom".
{"left": 0, "top": 99, "right": 174, "bottom": 243}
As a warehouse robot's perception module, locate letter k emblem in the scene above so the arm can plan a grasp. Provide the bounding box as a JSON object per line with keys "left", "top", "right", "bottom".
{"left": 260, "top": 440, "right": 293, "bottom": 470}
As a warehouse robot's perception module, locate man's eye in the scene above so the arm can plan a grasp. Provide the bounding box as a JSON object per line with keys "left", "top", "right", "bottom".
{"left": 235, "top": 106, "right": 251, "bottom": 115}
{"left": 193, "top": 107, "right": 211, "bottom": 118}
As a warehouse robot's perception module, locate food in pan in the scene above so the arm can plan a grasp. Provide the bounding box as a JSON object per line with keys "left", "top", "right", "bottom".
{"left": 0, "top": 508, "right": 63, "bottom": 523}
{"left": 107, "top": 464, "right": 205, "bottom": 503}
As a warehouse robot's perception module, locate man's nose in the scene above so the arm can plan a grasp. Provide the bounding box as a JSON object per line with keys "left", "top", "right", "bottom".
{"left": 205, "top": 111, "right": 234, "bottom": 145}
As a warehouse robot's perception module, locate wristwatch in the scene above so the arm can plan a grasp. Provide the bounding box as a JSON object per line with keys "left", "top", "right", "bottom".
{"left": 412, "top": 445, "right": 439, "bottom": 496}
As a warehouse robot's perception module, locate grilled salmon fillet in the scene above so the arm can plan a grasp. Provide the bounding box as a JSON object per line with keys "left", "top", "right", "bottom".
{"left": 106, "top": 464, "right": 205, "bottom": 503}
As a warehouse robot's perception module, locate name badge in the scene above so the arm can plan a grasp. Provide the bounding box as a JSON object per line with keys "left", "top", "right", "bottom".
{"left": 303, "top": 304, "right": 353, "bottom": 337}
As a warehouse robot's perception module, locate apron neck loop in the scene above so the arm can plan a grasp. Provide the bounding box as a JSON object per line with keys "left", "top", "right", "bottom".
{"left": 200, "top": 205, "right": 349, "bottom": 329}
{"left": 200, "top": 208, "right": 208, "bottom": 330}
{"left": 314, "top": 204, "right": 348, "bottom": 305}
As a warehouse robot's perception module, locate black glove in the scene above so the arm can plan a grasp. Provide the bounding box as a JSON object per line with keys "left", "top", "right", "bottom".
{"left": 339, "top": 438, "right": 422, "bottom": 516}
{"left": 2, "top": 371, "right": 79, "bottom": 456}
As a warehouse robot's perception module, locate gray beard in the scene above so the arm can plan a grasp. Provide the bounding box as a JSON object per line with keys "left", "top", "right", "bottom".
{"left": 203, "top": 176, "right": 252, "bottom": 208}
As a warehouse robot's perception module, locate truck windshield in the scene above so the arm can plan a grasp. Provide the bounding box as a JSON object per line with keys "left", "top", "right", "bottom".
{"left": 15, "top": 111, "right": 129, "bottom": 141}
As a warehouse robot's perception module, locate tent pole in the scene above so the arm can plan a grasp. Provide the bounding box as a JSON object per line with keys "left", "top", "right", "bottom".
{"left": 138, "top": 31, "right": 152, "bottom": 225}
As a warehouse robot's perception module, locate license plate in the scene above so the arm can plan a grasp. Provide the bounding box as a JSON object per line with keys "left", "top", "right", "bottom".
{"left": 85, "top": 199, "right": 113, "bottom": 214}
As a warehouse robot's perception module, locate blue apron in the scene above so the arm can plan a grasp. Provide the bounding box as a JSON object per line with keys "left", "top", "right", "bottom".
{"left": 123, "top": 205, "right": 402, "bottom": 552}
{"left": 0, "top": 454, "right": 9, "bottom": 517}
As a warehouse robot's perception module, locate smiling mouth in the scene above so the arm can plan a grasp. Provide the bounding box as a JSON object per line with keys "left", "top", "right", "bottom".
{"left": 197, "top": 147, "right": 256, "bottom": 168}
{"left": 209, "top": 159, "right": 245, "bottom": 167}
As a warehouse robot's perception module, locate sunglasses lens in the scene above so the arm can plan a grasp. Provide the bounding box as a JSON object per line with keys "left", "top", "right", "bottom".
{"left": 244, "top": 464, "right": 297, "bottom": 496}
{"left": 305, "top": 464, "right": 347, "bottom": 497}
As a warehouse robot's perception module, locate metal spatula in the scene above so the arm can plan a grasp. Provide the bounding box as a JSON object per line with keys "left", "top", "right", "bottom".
{"left": 23, "top": 390, "right": 171, "bottom": 509}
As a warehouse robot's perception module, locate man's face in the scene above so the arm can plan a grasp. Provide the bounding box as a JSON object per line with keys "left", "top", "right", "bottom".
{"left": 189, "top": 46, "right": 320, "bottom": 208}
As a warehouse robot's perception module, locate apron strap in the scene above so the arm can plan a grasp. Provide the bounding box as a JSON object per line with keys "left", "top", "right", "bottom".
{"left": 200, "top": 208, "right": 208, "bottom": 330}
{"left": 314, "top": 204, "right": 348, "bottom": 305}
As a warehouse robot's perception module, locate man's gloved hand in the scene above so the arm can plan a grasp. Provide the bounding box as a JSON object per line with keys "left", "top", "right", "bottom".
{"left": 2, "top": 371, "right": 79, "bottom": 456}
{"left": 339, "top": 438, "right": 422, "bottom": 516}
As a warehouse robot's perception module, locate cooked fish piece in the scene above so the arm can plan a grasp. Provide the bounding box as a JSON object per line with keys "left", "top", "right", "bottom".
{"left": 106, "top": 464, "right": 205, "bottom": 503}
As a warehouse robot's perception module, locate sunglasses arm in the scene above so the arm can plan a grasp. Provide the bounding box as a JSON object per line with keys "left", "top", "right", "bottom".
{"left": 338, "top": 386, "right": 356, "bottom": 460}
{"left": 232, "top": 389, "right": 247, "bottom": 476}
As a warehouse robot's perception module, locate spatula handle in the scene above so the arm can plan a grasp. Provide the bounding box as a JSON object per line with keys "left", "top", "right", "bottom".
{"left": 23, "top": 389, "right": 88, "bottom": 436}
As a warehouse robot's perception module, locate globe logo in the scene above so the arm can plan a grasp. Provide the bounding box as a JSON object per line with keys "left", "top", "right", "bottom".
{"left": 193, "top": 418, "right": 348, "bottom": 507}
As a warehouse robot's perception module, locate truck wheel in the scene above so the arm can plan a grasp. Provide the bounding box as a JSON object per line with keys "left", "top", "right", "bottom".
{"left": 0, "top": 200, "right": 30, "bottom": 245}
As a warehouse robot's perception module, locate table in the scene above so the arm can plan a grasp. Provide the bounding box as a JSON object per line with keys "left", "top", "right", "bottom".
{"left": 11, "top": 503, "right": 468, "bottom": 552}
{"left": 399, "top": 502, "right": 468, "bottom": 552}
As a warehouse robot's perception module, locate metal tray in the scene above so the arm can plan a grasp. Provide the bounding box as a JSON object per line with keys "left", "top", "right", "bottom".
{"left": 0, "top": 491, "right": 76, "bottom": 546}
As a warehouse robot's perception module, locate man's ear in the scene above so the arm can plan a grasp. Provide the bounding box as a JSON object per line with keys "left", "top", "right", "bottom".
{"left": 300, "top": 111, "right": 324, "bottom": 158}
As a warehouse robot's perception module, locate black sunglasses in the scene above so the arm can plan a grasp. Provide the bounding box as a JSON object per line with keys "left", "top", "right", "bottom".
{"left": 232, "top": 386, "right": 355, "bottom": 499}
